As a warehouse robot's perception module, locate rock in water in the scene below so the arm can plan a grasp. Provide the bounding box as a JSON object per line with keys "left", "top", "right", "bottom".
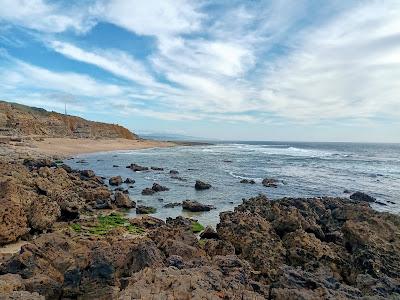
{"left": 108, "top": 176, "right": 122, "bottom": 186}
{"left": 124, "top": 178, "right": 135, "bottom": 184}
{"left": 152, "top": 183, "right": 169, "bottom": 192}
{"left": 182, "top": 200, "right": 215, "bottom": 212}
{"left": 141, "top": 188, "right": 155, "bottom": 195}
{"left": 195, "top": 180, "right": 211, "bottom": 190}
{"left": 114, "top": 191, "right": 135, "bottom": 208}
{"left": 80, "top": 170, "right": 95, "bottom": 178}
{"left": 169, "top": 170, "right": 179, "bottom": 175}
{"left": 262, "top": 178, "right": 278, "bottom": 188}
{"left": 151, "top": 167, "right": 164, "bottom": 171}
{"left": 350, "top": 191, "right": 376, "bottom": 203}
{"left": 240, "top": 179, "right": 255, "bottom": 184}
{"left": 128, "top": 164, "right": 149, "bottom": 172}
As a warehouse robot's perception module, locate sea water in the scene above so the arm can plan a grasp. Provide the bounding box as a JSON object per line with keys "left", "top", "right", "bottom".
{"left": 68, "top": 142, "right": 400, "bottom": 227}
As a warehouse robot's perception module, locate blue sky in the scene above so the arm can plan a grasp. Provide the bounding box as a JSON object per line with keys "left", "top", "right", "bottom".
{"left": 0, "top": 0, "right": 399, "bottom": 142}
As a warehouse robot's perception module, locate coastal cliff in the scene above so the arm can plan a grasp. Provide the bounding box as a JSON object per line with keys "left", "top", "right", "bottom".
{"left": 0, "top": 101, "right": 137, "bottom": 140}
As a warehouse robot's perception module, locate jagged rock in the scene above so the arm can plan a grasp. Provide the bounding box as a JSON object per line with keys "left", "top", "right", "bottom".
{"left": 80, "top": 169, "right": 95, "bottom": 178}
{"left": 240, "top": 179, "right": 256, "bottom": 184}
{"left": 151, "top": 183, "right": 169, "bottom": 192}
{"left": 200, "top": 226, "right": 219, "bottom": 239}
{"left": 28, "top": 196, "right": 61, "bottom": 231}
{"left": 108, "top": 176, "right": 122, "bottom": 186}
{"left": 60, "top": 164, "right": 72, "bottom": 173}
{"left": 113, "top": 192, "right": 135, "bottom": 208}
{"left": 141, "top": 188, "right": 155, "bottom": 195}
{"left": 129, "top": 216, "right": 165, "bottom": 229}
{"left": 128, "top": 164, "right": 148, "bottom": 172}
{"left": 350, "top": 191, "right": 376, "bottom": 203}
{"left": 262, "top": 178, "right": 278, "bottom": 187}
{"left": 195, "top": 180, "right": 211, "bottom": 190}
{"left": 182, "top": 200, "right": 215, "bottom": 212}
{"left": 124, "top": 178, "right": 135, "bottom": 184}
{"left": 136, "top": 205, "right": 156, "bottom": 214}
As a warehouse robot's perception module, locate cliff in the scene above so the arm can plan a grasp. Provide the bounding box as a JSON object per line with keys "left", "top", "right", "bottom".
{"left": 0, "top": 100, "right": 137, "bottom": 140}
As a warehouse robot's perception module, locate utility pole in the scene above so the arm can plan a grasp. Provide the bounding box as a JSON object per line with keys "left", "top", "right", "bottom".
{"left": 64, "top": 103, "right": 67, "bottom": 115}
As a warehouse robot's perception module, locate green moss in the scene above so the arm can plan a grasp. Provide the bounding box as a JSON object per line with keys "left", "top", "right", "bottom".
{"left": 198, "top": 239, "right": 207, "bottom": 247}
{"left": 70, "top": 223, "right": 82, "bottom": 232}
{"left": 191, "top": 221, "right": 204, "bottom": 233}
{"left": 75, "top": 213, "right": 144, "bottom": 236}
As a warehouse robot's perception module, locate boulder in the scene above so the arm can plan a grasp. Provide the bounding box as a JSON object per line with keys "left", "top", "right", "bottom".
{"left": 262, "top": 178, "right": 278, "bottom": 188}
{"left": 240, "top": 179, "right": 255, "bottom": 184}
{"left": 80, "top": 170, "right": 95, "bottom": 178}
{"left": 200, "top": 226, "right": 219, "bottom": 239}
{"left": 195, "top": 180, "right": 211, "bottom": 190}
{"left": 182, "top": 200, "right": 215, "bottom": 212}
{"left": 108, "top": 176, "right": 122, "bottom": 186}
{"left": 141, "top": 188, "right": 155, "bottom": 195}
{"left": 113, "top": 192, "right": 135, "bottom": 208}
{"left": 128, "top": 164, "right": 149, "bottom": 172}
{"left": 350, "top": 191, "right": 376, "bottom": 203}
{"left": 169, "top": 170, "right": 179, "bottom": 175}
{"left": 152, "top": 183, "right": 169, "bottom": 192}
{"left": 124, "top": 178, "right": 135, "bottom": 184}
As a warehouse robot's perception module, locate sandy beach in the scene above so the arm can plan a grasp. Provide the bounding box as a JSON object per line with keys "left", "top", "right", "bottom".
{"left": 29, "top": 137, "right": 177, "bottom": 157}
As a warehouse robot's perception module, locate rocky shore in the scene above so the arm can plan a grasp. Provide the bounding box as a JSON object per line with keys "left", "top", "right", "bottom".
{"left": 0, "top": 153, "right": 399, "bottom": 299}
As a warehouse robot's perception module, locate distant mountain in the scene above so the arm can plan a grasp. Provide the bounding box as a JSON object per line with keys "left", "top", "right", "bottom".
{"left": 0, "top": 100, "right": 137, "bottom": 140}
{"left": 138, "top": 132, "right": 215, "bottom": 142}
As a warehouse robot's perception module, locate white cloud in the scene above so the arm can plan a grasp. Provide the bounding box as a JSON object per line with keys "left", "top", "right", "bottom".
{"left": 0, "top": 0, "right": 94, "bottom": 33}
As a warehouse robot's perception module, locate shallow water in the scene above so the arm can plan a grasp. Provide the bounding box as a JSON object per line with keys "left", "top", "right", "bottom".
{"left": 68, "top": 141, "right": 400, "bottom": 227}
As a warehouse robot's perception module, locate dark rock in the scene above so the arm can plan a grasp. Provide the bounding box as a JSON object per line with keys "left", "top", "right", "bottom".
{"left": 167, "top": 255, "right": 185, "bottom": 269}
{"left": 343, "top": 189, "right": 351, "bottom": 194}
{"left": 200, "top": 226, "right": 219, "bottom": 239}
{"left": 223, "top": 160, "right": 233, "bottom": 163}
{"left": 80, "top": 169, "right": 95, "bottom": 178}
{"left": 60, "top": 164, "right": 72, "bottom": 173}
{"left": 182, "top": 200, "right": 215, "bottom": 212}
{"left": 129, "top": 163, "right": 149, "bottom": 172}
{"left": 124, "top": 178, "right": 135, "bottom": 184}
{"left": 114, "top": 191, "right": 135, "bottom": 208}
{"left": 171, "top": 175, "right": 187, "bottom": 181}
{"left": 109, "top": 176, "right": 122, "bottom": 186}
{"left": 152, "top": 183, "right": 169, "bottom": 192}
{"left": 262, "top": 178, "right": 278, "bottom": 188}
{"left": 350, "top": 191, "right": 376, "bottom": 203}
{"left": 240, "top": 179, "right": 255, "bottom": 184}
{"left": 375, "top": 200, "right": 387, "bottom": 206}
{"left": 169, "top": 170, "right": 179, "bottom": 175}
{"left": 151, "top": 167, "right": 164, "bottom": 171}
{"left": 163, "top": 202, "right": 182, "bottom": 208}
{"left": 136, "top": 205, "right": 156, "bottom": 214}
{"left": 195, "top": 180, "right": 211, "bottom": 190}
{"left": 112, "top": 165, "right": 119, "bottom": 168}
{"left": 141, "top": 188, "right": 155, "bottom": 195}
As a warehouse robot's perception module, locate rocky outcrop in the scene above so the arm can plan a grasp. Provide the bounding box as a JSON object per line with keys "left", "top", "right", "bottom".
{"left": 195, "top": 180, "right": 211, "bottom": 190}
{"left": 113, "top": 192, "right": 135, "bottom": 208}
{"left": 182, "top": 200, "right": 215, "bottom": 212}
{"left": 217, "top": 195, "right": 400, "bottom": 299}
{"left": 136, "top": 205, "right": 156, "bottom": 214}
{"left": 128, "top": 163, "right": 148, "bottom": 172}
{"left": 350, "top": 191, "right": 376, "bottom": 202}
{"left": 240, "top": 179, "right": 255, "bottom": 184}
{"left": 151, "top": 183, "right": 169, "bottom": 192}
{"left": 0, "top": 101, "right": 137, "bottom": 139}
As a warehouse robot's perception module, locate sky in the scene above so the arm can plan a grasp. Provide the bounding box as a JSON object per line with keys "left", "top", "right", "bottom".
{"left": 0, "top": 0, "right": 399, "bottom": 142}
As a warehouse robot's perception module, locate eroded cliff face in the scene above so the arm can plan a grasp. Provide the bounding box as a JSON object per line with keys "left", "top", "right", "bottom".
{"left": 0, "top": 101, "right": 137, "bottom": 140}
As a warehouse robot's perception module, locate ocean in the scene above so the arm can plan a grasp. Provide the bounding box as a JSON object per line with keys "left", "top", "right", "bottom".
{"left": 68, "top": 141, "right": 400, "bottom": 227}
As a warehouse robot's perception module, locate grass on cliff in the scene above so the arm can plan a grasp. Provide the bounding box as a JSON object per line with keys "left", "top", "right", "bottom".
{"left": 191, "top": 221, "right": 204, "bottom": 233}
{"left": 70, "top": 213, "right": 144, "bottom": 235}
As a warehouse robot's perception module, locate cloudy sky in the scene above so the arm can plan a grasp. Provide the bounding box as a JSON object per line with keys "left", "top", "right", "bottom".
{"left": 0, "top": 0, "right": 399, "bottom": 142}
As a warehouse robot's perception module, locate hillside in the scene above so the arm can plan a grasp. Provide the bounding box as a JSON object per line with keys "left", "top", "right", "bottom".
{"left": 0, "top": 100, "right": 137, "bottom": 140}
